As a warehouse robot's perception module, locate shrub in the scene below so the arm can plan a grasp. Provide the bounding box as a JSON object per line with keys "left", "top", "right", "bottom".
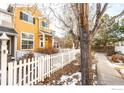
{"left": 17, "top": 52, "right": 34, "bottom": 63}
{"left": 111, "top": 54, "right": 124, "bottom": 63}
{"left": 36, "top": 48, "right": 59, "bottom": 55}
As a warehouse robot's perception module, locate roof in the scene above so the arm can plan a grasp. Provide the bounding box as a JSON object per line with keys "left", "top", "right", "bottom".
{"left": 8, "top": 4, "right": 35, "bottom": 7}
{"left": 0, "top": 26, "right": 17, "bottom": 36}
{"left": 0, "top": 8, "right": 13, "bottom": 16}
{"left": 8, "top": 4, "right": 42, "bottom": 16}
{"left": 40, "top": 31, "right": 53, "bottom": 36}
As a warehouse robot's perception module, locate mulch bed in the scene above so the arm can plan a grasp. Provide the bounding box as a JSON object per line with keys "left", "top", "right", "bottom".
{"left": 37, "top": 59, "right": 81, "bottom": 85}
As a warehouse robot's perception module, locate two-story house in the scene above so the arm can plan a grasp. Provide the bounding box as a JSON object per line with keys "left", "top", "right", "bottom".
{"left": 7, "top": 4, "right": 53, "bottom": 53}
{"left": 0, "top": 8, "right": 17, "bottom": 60}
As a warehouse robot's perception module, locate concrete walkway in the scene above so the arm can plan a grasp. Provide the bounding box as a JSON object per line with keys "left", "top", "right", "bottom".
{"left": 95, "top": 53, "right": 124, "bottom": 85}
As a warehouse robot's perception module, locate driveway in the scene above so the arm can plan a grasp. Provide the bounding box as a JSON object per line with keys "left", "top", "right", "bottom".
{"left": 95, "top": 53, "right": 124, "bottom": 85}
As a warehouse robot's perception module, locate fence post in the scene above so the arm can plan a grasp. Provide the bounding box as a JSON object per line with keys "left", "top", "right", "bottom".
{"left": 41, "top": 56, "right": 44, "bottom": 81}
{"left": 31, "top": 58, "right": 34, "bottom": 85}
{"left": 8, "top": 62, "right": 13, "bottom": 85}
{"left": 23, "top": 59, "right": 26, "bottom": 85}
{"left": 27, "top": 59, "right": 30, "bottom": 85}
{"left": 38, "top": 57, "right": 41, "bottom": 82}
{"left": 13, "top": 61, "right": 17, "bottom": 85}
{"left": 48, "top": 55, "right": 50, "bottom": 77}
{"left": 18, "top": 60, "right": 22, "bottom": 85}
{"left": 0, "top": 32, "right": 10, "bottom": 85}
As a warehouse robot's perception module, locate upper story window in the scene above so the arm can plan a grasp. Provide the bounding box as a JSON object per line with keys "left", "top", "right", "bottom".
{"left": 41, "top": 21, "right": 48, "bottom": 29}
{"left": 20, "top": 12, "right": 35, "bottom": 24}
{"left": 0, "top": 12, "right": 12, "bottom": 24}
{"left": 0, "top": 12, "right": 13, "bottom": 28}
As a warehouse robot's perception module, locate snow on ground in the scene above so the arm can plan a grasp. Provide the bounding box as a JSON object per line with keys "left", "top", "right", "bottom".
{"left": 38, "top": 72, "right": 82, "bottom": 85}
{"left": 120, "top": 69, "right": 124, "bottom": 74}
{"left": 112, "top": 62, "right": 124, "bottom": 75}
{"left": 51, "top": 72, "right": 82, "bottom": 85}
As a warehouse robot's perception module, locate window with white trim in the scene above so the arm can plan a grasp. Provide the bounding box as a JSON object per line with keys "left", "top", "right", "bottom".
{"left": 40, "top": 35, "right": 44, "bottom": 48}
{"left": 21, "top": 32, "right": 34, "bottom": 49}
{"left": 20, "top": 12, "right": 35, "bottom": 24}
{"left": 41, "top": 21, "right": 48, "bottom": 29}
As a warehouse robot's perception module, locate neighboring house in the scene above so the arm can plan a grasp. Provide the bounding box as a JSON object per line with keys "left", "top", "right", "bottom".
{"left": 0, "top": 8, "right": 17, "bottom": 61}
{"left": 53, "top": 36, "right": 60, "bottom": 48}
{"left": 7, "top": 4, "right": 53, "bottom": 53}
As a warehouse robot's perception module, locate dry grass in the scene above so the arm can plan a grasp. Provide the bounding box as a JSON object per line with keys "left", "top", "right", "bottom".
{"left": 37, "top": 60, "right": 81, "bottom": 85}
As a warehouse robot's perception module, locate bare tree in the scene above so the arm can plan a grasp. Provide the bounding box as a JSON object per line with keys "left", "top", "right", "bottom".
{"left": 39, "top": 3, "right": 124, "bottom": 85}
{"left": 77, "top": 3, "right": 124, "bottom": 85}
{"left": 40, "top": 4, "right": 80, "bottom": 49}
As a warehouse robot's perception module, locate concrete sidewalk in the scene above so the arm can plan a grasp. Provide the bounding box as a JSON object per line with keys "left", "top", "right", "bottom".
{"left": 95, "top": 53, "right": 124, "bottom": 85}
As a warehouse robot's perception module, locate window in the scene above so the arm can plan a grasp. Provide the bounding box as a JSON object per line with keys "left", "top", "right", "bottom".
{"left": 41, "top": 21, "right": 48, "bottom": 29}
{"left": 21, "top": 32, "right": 34, "bottom": 49}
{"left": 0, "top": 13, "right": 12, "bottom": 23}
{"left": 42, "top": 21, "right": 46, "bottom": 27}
{"left": 20, "top": 12, "right": 35, "bottom": 24}
{"left": 46, "top": 23, "right": 48, "bottom": 28}
{"left": 40, "top": 35, "right": 44, "bottom": 48}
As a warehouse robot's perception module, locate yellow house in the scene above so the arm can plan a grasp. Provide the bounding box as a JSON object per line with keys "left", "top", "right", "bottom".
{"left": 7, "top": 4, "right": 53, "bottom": 51}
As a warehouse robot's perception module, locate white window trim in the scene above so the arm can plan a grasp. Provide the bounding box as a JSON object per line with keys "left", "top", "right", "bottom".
{"left": 0, "top": 13, "right": 12, "bottom": 24}
{"left": 40, "top": 33, "right": 45, "bottom": 48}
{"left": 20, "top": 11, "right": 34, "bottom": 25}
{"left": 41, "top": 21, "right": 49, "bottom": 29}
{"left": 21, "top": 32, "right": 34, "bottom": 50}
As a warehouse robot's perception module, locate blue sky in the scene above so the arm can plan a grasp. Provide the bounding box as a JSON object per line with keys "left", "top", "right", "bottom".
{"left": 105, "top": 4, "right": 124, "bottom": 16}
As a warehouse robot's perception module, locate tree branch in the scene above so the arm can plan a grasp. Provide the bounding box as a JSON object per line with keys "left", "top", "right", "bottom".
{"left": 49, "top": 7, "right": 71, "bottom": 28}
{"left": 91, "top": 3, "right": 108, "bottom": 36}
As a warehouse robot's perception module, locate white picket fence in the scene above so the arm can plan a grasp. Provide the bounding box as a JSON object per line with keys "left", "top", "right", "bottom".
{"left": 59, "top": 48, "right": 73, "bottom": 53}
{"left": 0, "top": 49, "right": 80, "bottom": 85}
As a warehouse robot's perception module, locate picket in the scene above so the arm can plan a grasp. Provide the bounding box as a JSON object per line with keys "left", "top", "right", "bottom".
{"left": 27, "top": 58, "right": 30, "bottom": 85}
{"left": 1, "top": 49, "right": 80, "bottom": 85}
{"left": 41, "top": 56, "right": 44, "bottom": 81}
{"left": 19, "top": 60, "right": 22, "bottom": 85}
{"left": 8, "top": 62, "right": 13, "bottom": 85}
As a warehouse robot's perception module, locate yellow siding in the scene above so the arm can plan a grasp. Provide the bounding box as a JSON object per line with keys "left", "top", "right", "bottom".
{"left": 13, "top": 6, "right": 52, "bottom": 51}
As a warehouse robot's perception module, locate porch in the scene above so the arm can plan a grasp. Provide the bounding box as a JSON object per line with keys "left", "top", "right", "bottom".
{"left": 39, "top": 31, "right": 53, "bottom": 49}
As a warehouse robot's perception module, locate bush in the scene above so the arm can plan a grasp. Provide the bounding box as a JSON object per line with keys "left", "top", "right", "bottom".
{"left": 17, "top": 52, "right": 34, "bottom": 63}
{"left": 111, "top": 54, "right": 124, "bottom": 63}
{"left": 36, "top": 48, "right": 59, "bottom": 55}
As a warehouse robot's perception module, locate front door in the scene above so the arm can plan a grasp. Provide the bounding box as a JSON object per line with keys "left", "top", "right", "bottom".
{"left": 45, "top": 36, "right": 52, "bottom": 49}
{"left": 45, "top": 37, "right": 49, "bottom": 48}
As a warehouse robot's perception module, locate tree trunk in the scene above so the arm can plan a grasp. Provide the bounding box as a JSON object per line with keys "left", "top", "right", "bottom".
{"left": 80, "top": 27, "right": 92, "bottom": 85}
{"left": 78, "top": 3, "right": 93, "bottom": 85}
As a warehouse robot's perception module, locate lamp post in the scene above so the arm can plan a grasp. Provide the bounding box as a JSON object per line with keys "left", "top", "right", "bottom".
{"left": 0, "top": 32, "right": 9, "bottom": 85}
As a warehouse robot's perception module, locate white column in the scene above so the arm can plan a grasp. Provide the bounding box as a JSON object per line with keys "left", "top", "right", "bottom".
{"left": 0, "top": 32, "right": 9, "bottom": 85}
{"left": 43, "top": 33, "right": 45, "bottom": 48}
{"left": 52, "top": 36, "right": 54, "bottom": 48}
